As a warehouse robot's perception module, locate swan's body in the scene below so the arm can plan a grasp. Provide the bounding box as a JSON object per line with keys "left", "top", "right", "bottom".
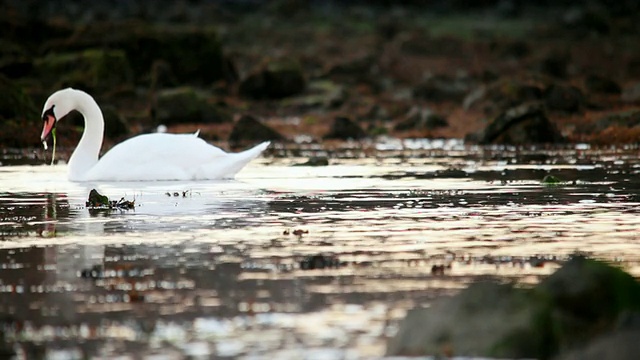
{"left": 40, "top": 88, "right": 269, "bottom": 181}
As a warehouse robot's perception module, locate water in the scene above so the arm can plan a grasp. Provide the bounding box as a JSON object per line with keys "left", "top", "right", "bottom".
{"left": 1, "top": 141, "right": 640, "bottom": 359}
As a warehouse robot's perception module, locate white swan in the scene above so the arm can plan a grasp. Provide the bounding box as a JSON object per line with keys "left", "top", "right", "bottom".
{"left": 40, "top": 88, "right": 270, "bottom": 181}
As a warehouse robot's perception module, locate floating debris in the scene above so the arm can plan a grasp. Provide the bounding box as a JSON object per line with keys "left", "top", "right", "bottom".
{"left": 283, "top": 228, "right": 309, "bottom": 236}
{"left": 86, "top": 189, "right": 135, "bottom": 210}
{"left": 165, "top": 190, "right": 193, "bottom": 197}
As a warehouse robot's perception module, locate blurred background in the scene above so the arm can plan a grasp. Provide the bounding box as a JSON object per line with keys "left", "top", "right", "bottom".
{"left": 3, "top": 0, "right": 640, "bottom": 152}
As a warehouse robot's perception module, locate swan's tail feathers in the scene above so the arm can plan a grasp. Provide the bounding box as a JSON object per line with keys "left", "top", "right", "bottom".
{"left": 211, "top": 141, "right": 270, "bottom": 179}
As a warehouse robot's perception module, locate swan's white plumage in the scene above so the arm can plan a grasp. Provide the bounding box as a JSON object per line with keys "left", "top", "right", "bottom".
{"left": 41, "top": 88, "right": 269, "bottom": 181}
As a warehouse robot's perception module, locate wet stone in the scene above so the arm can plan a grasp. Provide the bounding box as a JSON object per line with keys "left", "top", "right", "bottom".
{"left": 324, "top": 116, "right": 367, "bottom": 140}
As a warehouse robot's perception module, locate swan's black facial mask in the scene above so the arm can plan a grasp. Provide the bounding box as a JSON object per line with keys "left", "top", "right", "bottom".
{"left": 41, "top": 106, "right": 56, "bottom": 141}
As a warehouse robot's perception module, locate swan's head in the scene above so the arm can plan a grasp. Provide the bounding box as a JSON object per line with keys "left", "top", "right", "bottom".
{"left": 41, "top": 88, "right": 79, "bottom": 142}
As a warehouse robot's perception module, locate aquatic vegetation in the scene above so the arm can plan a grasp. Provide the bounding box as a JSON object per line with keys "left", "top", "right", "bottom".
{"left": 85, "top": 189, "right": 135, "bottom": 210}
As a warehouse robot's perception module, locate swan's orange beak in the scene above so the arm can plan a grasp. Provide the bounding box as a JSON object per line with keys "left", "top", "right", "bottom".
{"left": 41, "top": 113, "right": 56, "bottom": 142}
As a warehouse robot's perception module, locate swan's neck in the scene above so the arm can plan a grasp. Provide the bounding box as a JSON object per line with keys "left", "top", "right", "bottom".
{"left": 67, "top": 92, "right": 104, "bottom": 181}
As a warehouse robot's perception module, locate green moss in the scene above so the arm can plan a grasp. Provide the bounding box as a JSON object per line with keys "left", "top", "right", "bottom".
{"left": 35, "top": 49, "right": 133, "bottom": 91}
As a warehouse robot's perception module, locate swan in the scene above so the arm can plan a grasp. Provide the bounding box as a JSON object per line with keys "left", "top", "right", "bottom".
{"left": 40, "top": 88, "right": 270, "bottom": 181}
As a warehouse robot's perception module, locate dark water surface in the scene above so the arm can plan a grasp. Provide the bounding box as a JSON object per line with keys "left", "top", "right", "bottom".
{"left": 1, "top": 141, "right": 640, "bottom": 359}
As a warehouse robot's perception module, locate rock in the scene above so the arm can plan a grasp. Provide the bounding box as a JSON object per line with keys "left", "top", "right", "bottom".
{"left": 387, "top": 257, "right": 640, "bottom": 359}
{"left": 479, "top": 103, "right": 563, "bottom": 144}
{"left": 464, "top": 78, "right": 544, "bottom": 115}
{"left": 387, "top": 281, "right": 548, "bottom": 358}
{"left": 539, "top": 53, "right": 570, "bottom": 79}
{"left": 590, "top": 110, "right": 640, "bottom": 132}
{"left": 544, "top": 84, "right": 586, "bottom": 113}
{"left": 324, "top": 116, "right": 367, "bottom": 140}
{"left": 282, "top": 80, "right": 347, "bottom": 110}
{"left": 585, "top": 75, "right": 621, "bottom": 95}
{"left": 153, "top": 87, "right": 231, "bottom": 125}
{"left": 562, "top": 7, "right": 611, "bottom": 37}
{"left": 228, "top": 114, "right": 284, "bottom": 146}
{"left": 413, "top": 74, "right": 473, "bottom": 102}
{"left": 300, "top": 254, "right": 342, "bottom": 270}
{"left": 0, "top": 74, "right": 39, "bottom": 147}
{"left": 491, "top": 40, "right": 530, "bottom": 60}
{"left": 294, "top": 156, "right": 329, "bottom": 166}
{"left": 325, "top": 54, "right": 375, "bottom": 78}
{"left": 44, "top": 23, "right": 228, "bottom": 85}
{"left": 559, "top": 329, "right": 640, "bottom": 360}
{"left": 394, "top": 106, "right": 448, "bottom": 131}
{"left": 35, "top": 49, "right": 133, "bottom": 91}
{"left": 621, "top": 82, "right": 640, "bottom": 102}
{"left": 239, "top": 59, "right": 306, "bottom": 99}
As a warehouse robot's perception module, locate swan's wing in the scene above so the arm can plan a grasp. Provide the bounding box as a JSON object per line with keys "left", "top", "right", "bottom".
{"left": 85, "top": 133, "right": 229, "bottom": 180}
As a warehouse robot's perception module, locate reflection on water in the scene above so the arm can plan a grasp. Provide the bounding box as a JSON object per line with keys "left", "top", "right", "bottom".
{"left": 1, "top": 143, "right": 640, "bottom": 358}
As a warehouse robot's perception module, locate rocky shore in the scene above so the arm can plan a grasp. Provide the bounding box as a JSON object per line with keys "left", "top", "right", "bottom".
{"left": 2, "top": 0, "right": 640, "bottom": 153}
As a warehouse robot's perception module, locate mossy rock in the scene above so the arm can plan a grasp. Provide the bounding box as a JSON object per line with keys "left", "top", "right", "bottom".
{"left": 387, "top": 281, "right": 551, "bottom": 358}
{"left": 0, "top": 74, "right": 40, "bottom": 147}
{"left": 479, "top": 103, "right": 563, "bottom": 144}
{"left": 153, "top": 87, "right": 231, "bottom": 125}
{"left": 388, "top": 257, "right": 640, "bottom": 359}
{"left": 536, "top": 257, "right": 640, "bottom": 351}
{"left": 239, "top": 59, "right": 306, "bottom": 99}
{"left": 49, "top": 23, "right": 227, "bottom": 85}
{"left": 35, "top": 49, "right": 133, "bottom": 91}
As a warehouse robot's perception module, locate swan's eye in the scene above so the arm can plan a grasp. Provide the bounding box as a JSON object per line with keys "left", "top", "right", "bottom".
{"left": 42, "top": 105, "right": 56, "bottom": 122}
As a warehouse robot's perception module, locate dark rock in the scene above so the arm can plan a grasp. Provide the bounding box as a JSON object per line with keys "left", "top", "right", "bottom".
{"left": 621, "top": 82, "right": 640, "bottom": 102}
{"left": 479, "top": 103, "right": 563, "bottom": 144}
{"left": 43, "top": 23, "right": 228, "bottom": 85}
{"left": 464, "top": 78, "right": 544, "bottom": 115}
{"left": 283, "top": 80, "right": 347, "bottom": 110}
{"left": 491, "top": 40, "right": 530, "bottom": 60}
{"left": 324, "top": 116, "right": 367, "bottom": 140}
{"left": 387, "top": 281, "right": 548, "bottom": 358}
{"left": 325, "top": 54, "right": 375, "bottom": 78}
{"left": 585, "top": 75, "right": 621, "bottom": 95}
{"left": 294, "top": 156, "right": 329, "bottom": 166}
{"left": 394, "top": 106, "right": 448, "bottom": 131}
{"left": 562, "top": 7, "right": 611, "bottom": 37}
{"left": 0, "top": 59, "right": 33, "bottom": 79}
{"left": 413, "top": 74, "right": 473, "bottom": 102}
{"left": 153, "top": 87, "right": 231, "bottom": 125}
{"left": 0, "top": 74, "right": 39, "bottom": 147}
{"left": 388, "top": 257, "right": 640, "bottom": 359}
{"left": 589, "top": 110, "right": 640, "bottom": 132}
{"left": 539, "top": 53, "right": 570, "bottom": 79}
{"left": 559, "top": 329, "right": 640, "bottom": 360}
{"left": 228, "top": 114, "right": 284, "bottom": 145}
{"left": 399, "top": 34, "right": 463, "bottom": 57}
{"left": 239, "top": 59, "right": 306, "bottom": 99}
{"left": 544, "top": 84, "right": 586, "bottom": 113}
{"left": 300, "top": 254, "right": 342, "bottom": 270}
{"left": 34, "top": 49, "right": 133, "bottom": 91}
